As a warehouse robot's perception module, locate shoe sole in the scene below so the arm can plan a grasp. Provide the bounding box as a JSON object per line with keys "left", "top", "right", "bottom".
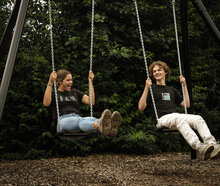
{"left": 210, "top": 147, "right": 220, "bottom": 159}
{"left": 110, "top": 111, "right": 122, "bottom": 136}
{"left": 100, "top": 109, "right": 112, "bottom": 136}
{"left": 203, "top": 146, "right": 214, "bottom": 160}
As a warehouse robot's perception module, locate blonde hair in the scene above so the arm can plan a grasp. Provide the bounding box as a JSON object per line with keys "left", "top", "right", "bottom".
{"left": 56, "top": 69, "right": 71, "bottom": 87}
{"left": 149, "top": 60, "right": 171, "bottom": 79}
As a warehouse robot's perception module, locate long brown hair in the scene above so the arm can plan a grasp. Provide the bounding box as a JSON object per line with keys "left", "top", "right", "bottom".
{"left": 56, "top": 69, "right": 71, "bottom": 87}
{"left": 149, "top": 60, "right": 171, "bottom": 80}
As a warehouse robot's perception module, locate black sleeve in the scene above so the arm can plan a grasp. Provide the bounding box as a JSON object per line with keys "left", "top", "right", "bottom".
{"left": 74, "top": 89, "right": 85, "bottom": 103}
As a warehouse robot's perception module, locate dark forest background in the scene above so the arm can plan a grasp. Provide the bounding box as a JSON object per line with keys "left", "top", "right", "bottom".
{"left": 0, "top": 0, "right": 219, "bottom": 159}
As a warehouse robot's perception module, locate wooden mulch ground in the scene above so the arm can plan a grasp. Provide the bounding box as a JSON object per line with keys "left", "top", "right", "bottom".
{"left": 0, "top": 152, "right": 220, "bottom": 185}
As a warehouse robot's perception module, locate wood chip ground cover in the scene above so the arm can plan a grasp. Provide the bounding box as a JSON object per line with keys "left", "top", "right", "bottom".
{"left": 0, "top": 152, "right": 219, "bottom": 185}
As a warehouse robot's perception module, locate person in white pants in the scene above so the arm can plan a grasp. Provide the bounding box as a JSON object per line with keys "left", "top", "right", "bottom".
{"left": 138, "top": 60, "right": 220, "bottom": 160}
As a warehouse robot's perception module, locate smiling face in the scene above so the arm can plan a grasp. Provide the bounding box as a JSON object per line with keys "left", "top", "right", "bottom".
{"left": 56, "top": 69, "right": 73, "bottom": 92}
{"left": 152, "top": 65, "right": 167, "bottom": 82}
{"left": 149, "top": 61, "right": 171, "bottom": 84}
{"left": 58, "top": 73, "right": 73, "bottom": 92}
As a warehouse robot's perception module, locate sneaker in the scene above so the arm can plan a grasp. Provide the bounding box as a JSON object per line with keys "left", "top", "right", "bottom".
{"left": 210, "top": 144, "right": 220, "bottom": 159}
{"left": 109, "top": 111, "right": 122, "bottom": 136}
{"left": 197, "top": 143, "right": 214, "bottom": 161}
{"left": 98, "top": 109, "right": 111, "bottom": 136}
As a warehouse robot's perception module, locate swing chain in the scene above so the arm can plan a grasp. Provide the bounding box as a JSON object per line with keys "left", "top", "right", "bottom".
{"left": 48, "top": 0, "right": 61, "bottom": 131}
{"left": 171, "top": 0, "right": 187, "bottom": 114}
{"left": 133, "top": 0, "right": 159, "bottom": 121}
{"left": 89, "top": 0, "right": 95, "bottom": 117}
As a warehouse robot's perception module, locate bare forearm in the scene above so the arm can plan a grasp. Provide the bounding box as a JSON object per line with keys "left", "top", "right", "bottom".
{"left": 43, "top": 83, "right": 53, "bottom": 107}
{"left": 183, "top": 84, "right": 190, "bottom": 108}
{"left": 89, "top": 80, "right": 95, "bottom": 105}
{"left": 138, "top": 87, "right": 149, "bottom": 111}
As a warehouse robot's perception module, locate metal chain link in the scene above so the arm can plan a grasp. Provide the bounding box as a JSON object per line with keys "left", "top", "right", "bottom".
{"left": 89, "top": 0, "right": 95, "bottom": 117}
{"left": 48, "top": 0, "right": 62, "bottom": 131}
{"left": 172, "top": 0, "right": 187, "bottom": 114}
{"left": 133, "top": 0, "right": 159, "bottom": 121}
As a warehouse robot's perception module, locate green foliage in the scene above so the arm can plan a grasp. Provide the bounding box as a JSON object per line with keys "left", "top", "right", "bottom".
{"left": 115, "top": 125, "right": 158, "bottom": 154}
{"left": 0, "top": 0, "right": 220, "bottom": 159}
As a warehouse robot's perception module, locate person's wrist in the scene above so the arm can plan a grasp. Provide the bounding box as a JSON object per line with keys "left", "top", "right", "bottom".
{"left": 47, "top": 82, "right": 53, "bottom": 86}
{"left": 145, "top": 86, "right": 149, "bottom": 91}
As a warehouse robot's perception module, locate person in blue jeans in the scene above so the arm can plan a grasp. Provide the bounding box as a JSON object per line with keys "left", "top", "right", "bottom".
{"left": 43, "top": 69, "right": 122, "bottom": 136}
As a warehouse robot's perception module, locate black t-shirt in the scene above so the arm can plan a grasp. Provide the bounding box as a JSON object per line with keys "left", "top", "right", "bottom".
{"left": 51, "top": 88, "right": 85, "bottom": 120}
{"left": 147, "top": 85, "right": 183, "bottom": 122}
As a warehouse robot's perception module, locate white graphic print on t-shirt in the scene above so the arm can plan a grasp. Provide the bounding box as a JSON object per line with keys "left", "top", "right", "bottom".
{"left": 162, "top": 93, "right": 171, "bottom": 101}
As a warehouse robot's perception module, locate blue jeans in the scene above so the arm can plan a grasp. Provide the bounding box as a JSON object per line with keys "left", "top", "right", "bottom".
{"left": 59, "top": 113, "right": 98, "bottom": 133}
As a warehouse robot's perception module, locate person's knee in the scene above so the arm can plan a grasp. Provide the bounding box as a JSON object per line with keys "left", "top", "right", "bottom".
{"left": 192, "top": 115, "right": 206, "bottom": 126}
{"left": 176, "top": 117, "right": 188, "bottom": 129}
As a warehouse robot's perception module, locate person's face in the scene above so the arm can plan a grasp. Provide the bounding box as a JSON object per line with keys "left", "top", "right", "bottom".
{"left": 59, "top": 74, "right": 73, "bottom": 91}
{"left": 152, "top": 65, "right": 166, "bottom": 81}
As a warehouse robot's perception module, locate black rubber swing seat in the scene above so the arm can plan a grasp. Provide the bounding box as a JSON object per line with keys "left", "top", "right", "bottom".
{"left": 156, "top": 126, "right": 179, "bottom": 134}
{"left": 56, "top": 130, "right": 97, "bottom": 141}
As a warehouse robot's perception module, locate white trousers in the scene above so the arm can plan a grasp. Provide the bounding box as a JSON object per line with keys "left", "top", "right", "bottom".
{"left": 157, "top": 113, "right": 216, "bottom": 150}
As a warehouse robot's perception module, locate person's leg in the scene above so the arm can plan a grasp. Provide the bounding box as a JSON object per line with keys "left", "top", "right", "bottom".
{"left": 60, "top": 110, "right": 112, "bottom": 135}
{"left": 78, "top": 110, "right": 112, "bottom": 134}
{"left": 185, "top": 114, "right": 220, "bottom": 159}
{"left": 59, "top": 114, "right": 80, "bottom": 132}
{"left": 185, "top": 114, "right": 216, "bottom": 144}
{"left": 157, "top": 113, "right": 201, "bottom": 150}
{"left": 78, "top": 116, "right": 98, "bottom": 133}
{"left": 157, "top": 113, "right": 214, "bottom": 160}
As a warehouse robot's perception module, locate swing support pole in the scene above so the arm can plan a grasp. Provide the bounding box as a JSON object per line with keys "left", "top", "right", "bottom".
{"left": 0, "top": 0, "right": 21, "bottom": 62}
{"left": 191, "top": 0, "right": 220, "bottom": 43}
{"left": 0, "top": 0, "right": 29, "bottom": 122}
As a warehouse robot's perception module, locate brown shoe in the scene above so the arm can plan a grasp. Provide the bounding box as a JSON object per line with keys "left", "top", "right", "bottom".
{"left": 98, "top": 109, "right": 112, "bottom": 136}
{"left": 109, "top": 111, "right": 122, "bottom": 136}
{"left": 210, "top": 144, "right": 220, "bottom": 159}
{"left": 197, "top": 143, "right": 214, "bottom": 161}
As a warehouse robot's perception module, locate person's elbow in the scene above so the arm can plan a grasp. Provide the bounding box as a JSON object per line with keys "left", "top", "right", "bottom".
{"left": 43, "top": 100, "right": 50, "bottom": 107}
{"left": 180, "top": 101, "right": 190, "bottom": 108}
{"left": 186, "top": 102, "right": 190, "bottom": 108}
{"left": 138, "top": 104, "right": 146, "bottom": 111}
{"left": 92, "top": 100, "right": 95, "bottom": 106}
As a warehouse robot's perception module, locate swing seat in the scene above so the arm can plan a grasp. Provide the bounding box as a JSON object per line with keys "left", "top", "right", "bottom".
{"left": 56, "top": 130, "right": 97, "bottom": 141}
{"left": 156, "top": 126, "right": 179, "bottom": 134}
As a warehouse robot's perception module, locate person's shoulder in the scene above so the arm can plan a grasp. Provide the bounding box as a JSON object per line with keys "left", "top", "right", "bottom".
{"left": 166, "top": 85, "right": 180, "bottom": 94}
{"left": 71, "top": 88, "right": 82, "bottom": 92}
{"left": 166, "top": 85, "right": 175, "bottom": 89}
{"left": 70, "top": 88, "right": 79, "bottom": 94}
{"left": 70, "top": 88, "right": 77, "bottom": 92}
{"left": 71, "top": 88, "right": 85, "bottom": 95}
